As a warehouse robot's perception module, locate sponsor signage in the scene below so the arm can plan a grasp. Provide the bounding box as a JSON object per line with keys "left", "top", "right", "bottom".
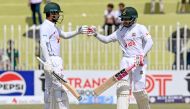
{"left": 0, "top": 71, "right": 34, "bottom": 96}
{"left": 149, "top": 95, "right": 190, "bottom": 103}
{"left": 79, "top": 96, "right": 114, "bottom": 104}
{"left": 0, "top": 70, "right": 190, "bottom": 104}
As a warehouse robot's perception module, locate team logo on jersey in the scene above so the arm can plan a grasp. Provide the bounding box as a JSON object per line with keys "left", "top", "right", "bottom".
{"left": 0, "top": 71, "right": 34, "bottom": 96}
{"left": 132, "top": 33, "right": 136, "bottom": 37}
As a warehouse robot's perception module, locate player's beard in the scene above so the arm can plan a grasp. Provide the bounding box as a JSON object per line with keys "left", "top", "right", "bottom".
{"left": 52, "top": 15, "right": 59, "bottom": 23}
{"left": 52, "top": 14, "right": 64, "bottom": 24}
{"left": 122, "top": 19, "right": 136, "bottom": 28}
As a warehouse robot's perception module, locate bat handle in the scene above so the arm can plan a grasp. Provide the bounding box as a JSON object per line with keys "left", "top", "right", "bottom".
{"left": 36, "top": 57, "right": 45, "bottom": 65}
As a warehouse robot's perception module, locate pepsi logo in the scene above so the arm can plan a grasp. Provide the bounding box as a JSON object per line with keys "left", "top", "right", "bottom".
{"left": 0, "top": 71, "right": 26, "bottom": 96}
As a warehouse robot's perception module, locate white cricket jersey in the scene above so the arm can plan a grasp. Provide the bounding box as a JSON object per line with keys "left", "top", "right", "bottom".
{"left": 40, "top": 20, "right": 61, "bottom": 60}
{"left": 96, "top": 23, "right": 153, "bottom": 57}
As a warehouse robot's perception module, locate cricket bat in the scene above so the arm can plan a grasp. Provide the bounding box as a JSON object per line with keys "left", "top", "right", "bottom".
{"left": 93, "top": 64, "right": 136, "bottom": 96}
{"left": 36, "top": 57, "right": 82, "bottom": 101}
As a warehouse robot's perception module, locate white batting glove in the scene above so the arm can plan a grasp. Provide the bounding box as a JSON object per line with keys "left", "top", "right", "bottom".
{"left": 87, "top": 26, "right": 97, "bottom": 36}
{"left": 77, "top": 25, "right": 88, "bottom": 34}
{"left": 134, "top": 55, "right": 144, "bottom": 66}
{"left": 44, "top": 59, "right": 53, "bottom": 74}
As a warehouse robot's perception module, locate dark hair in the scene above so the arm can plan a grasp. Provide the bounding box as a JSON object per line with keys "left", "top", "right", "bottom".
{"left": 119, "top": 2, "right": 125, "bottom": 7}
{"left": 107, "top": 3, "right": 114, "bottom": 8}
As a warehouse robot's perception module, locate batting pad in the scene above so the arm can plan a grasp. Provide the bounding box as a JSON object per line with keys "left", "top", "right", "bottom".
{"left": 117, "top": 80, "right": 130, "bottom": 109}
{"left": 133, "top": 91, "right": 150, "bottom": 109}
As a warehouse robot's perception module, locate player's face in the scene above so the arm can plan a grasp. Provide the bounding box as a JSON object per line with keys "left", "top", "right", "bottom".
{"left": 121, "top": 18, "right": 133, "bottom": 27}
{"left": 52, "top": 12, "right": 60, "bottom": 21}
{"left": 50, "top": 12, "right": 63, "bottom": 23}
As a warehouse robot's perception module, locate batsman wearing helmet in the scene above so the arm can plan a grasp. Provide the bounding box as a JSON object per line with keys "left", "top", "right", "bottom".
{"left": 40, "top": 2, "right": 88, "bottom": 109}
{"left": 88, "top": 7, "right": 153, "bottom": 109}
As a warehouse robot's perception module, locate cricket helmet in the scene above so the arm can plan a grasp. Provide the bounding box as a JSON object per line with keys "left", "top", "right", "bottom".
{"left": 43, "top": 2, "right": 63, "bottom": 13}
{"left": 119, "top": 7, "right": 138, "bottom": 21}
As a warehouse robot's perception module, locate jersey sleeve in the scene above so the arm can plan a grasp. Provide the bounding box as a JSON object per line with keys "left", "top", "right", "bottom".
{"left": 58, "top": 28, "right": 79, "bottom": 39}
{"left": 140, "top": 25, "right": 153, "bottom": 56}
{"left": 95, "top": 31, "right": 117, "bottom": 43}
{"left": 140, "top": 25, "right": 152, "bottom": 39}
{"left": 40, "top": 26, "right": 50, "bottom": 61}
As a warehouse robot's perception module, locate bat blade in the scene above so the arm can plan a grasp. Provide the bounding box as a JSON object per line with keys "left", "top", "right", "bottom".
{"left": 93, "top": 64, "right": 135, "bottom": 96}
{"left": 94, "top": 76, "right": 117, "bottom": 96}
{"left": 62, "top": 81, "right": 82, "bottom": 101}
{"left": 36, "top": 57, "right": 82, "bottom": 101}
{"left": 52, "top": 72, "right": 82, "bottom": 101}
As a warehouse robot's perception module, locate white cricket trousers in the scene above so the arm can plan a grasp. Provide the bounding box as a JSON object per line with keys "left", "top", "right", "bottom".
{"left": 119, "top": 57, "right": 147, "bottom": 92}
{"left": 44, "top": 56, "right": 69, "bottom": 109}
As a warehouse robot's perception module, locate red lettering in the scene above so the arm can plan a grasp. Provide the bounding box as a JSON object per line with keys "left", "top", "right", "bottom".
{"left": 146, "top": 74, "right": 172, "bottom": 96}
{"left": 67, "top": 78, "right": 74, "bottom": 86}
{"left": 92, "top": 78, "right": 101, "bottom": 88}
{"left": 125, "top": 41, "right": 136, "bottom": 48}
{"left": 75, "top": 78, "right": 82, "bottom": 88}
{"left": 153, "top": 75, "right": 172, "bottom": 96}
{"left": 102, "top": 78, "right": 107, "bottom": 83}
{"left": 84, "top": 79, "right": 91, "bottom": 88}
{"left": 92, "top": 77, "right": 107, "bottom": 88}
{"left": 68, "top": 77, "right": 116, "bottom": 88}
{"left": 146, "top": 75, "right": 155, "bottom": 93}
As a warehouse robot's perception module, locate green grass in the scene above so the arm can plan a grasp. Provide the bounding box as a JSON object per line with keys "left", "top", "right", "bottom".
{"left": 0, "top": 0, "right": 190, "bottom": 70}
{"left": 0, "top": 104, "right": 190, "bottom": 109}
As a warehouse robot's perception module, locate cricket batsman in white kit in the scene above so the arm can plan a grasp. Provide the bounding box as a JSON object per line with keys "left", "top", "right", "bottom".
{"left": 88, "top": 7, "right": 153, "bottom": 109}
{"left": 40, "top": 2, "right": 88, "bottom": 109}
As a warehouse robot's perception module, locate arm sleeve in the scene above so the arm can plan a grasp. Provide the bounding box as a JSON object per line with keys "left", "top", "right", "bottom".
{"left": 58, "top": 28, "right": 79, "bottom": 39}
{"left": 95, "top": 31, "right": 117, "bottom": 43}
{"left": 40, "top": 27, "right": 50, "bottom": 61}
{"left": 140, "top": 25, "right": 153, "bottom": 56}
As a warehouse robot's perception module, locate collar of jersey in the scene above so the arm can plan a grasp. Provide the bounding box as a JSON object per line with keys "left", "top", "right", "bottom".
{"left": 45, "top": 19, "right": 55, "bottom": 27}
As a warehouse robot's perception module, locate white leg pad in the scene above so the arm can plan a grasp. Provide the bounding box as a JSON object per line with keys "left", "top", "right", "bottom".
{"left": 45, "top": 89, "right": 69, "bottom": 109}
{"left": 54, "top": 90, "right": 69, "bottom": 109}
{"left": 133, "top": 91, "right": 150, "bottom": 109}
{"left": 116, "top": 80, "right": 130, "bottom": 109}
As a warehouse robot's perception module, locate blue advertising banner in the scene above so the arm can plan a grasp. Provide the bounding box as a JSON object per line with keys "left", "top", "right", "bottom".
{"left": 149, "top": 95, "right": 190, "bottom": 103}
{"left": 0, "top": 71, "right": 34, "bottom": 96}
{"left": 79, "top": 96, "right": 114, "bottom": 104}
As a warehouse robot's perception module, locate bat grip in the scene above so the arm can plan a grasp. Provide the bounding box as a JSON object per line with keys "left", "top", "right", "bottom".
{"left": 115, "top": 64, "right": 136, "bottom": 80}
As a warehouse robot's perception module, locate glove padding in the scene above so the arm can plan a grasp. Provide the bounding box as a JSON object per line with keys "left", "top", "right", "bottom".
{"left": 78, "top": 25, "right": 89, "bottom": 34}
{"left": 135, "top": 55, "right": 144, "bottom": 66}
{"left": 44, "top": 59, "right": 53, "bottom": 74}
{"left": 87, "top": 26, "right": 97, "bottom": 36}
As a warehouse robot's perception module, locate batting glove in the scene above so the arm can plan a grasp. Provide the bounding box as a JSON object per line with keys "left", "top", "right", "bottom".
{"left": 134, "top": 55, "right": 144, "bottom": 66}
{"left": 77, "top": 25, "right": 88, "bottom": 34}
{"left": 44, "top": 59, "right": 53, "bottom": 74}
{"left": 87, "top": 26, "right": 97, "bottom": 36}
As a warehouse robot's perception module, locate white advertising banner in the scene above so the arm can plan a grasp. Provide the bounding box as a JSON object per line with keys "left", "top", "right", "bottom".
{"left": 0, "top": 70, "right": 190, "bottom": 104}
